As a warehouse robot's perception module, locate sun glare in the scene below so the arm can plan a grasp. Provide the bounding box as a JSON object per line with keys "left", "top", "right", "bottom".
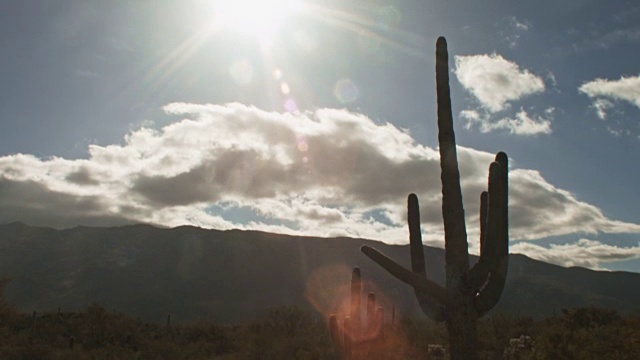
{"left": 212, "top": 0, "right": 302, "bottom": 43}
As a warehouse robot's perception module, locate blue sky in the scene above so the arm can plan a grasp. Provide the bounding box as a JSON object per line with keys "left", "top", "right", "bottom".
{"left": 1, "top": 0, "right": 639, "bottom": 272}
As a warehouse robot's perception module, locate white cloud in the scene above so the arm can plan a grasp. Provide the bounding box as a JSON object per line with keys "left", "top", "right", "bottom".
{"left": 579, "top": 75, "right": 640, "bottom": 111}
{"left": 454, "top": 54, "right": 545, "bottom": 112}
{"left": 502, "top": 16, "right": 531, "bottom": 48}
{"left": 511, "top": 239, "right": 640, "bottom": 270}
{"left": 579, "top": 76, "right": 640, "bottom": 136}
{"left": 566, "top": 25, "right": 640, "bottom": 53}
{"left": 0, "top": 103, "right": 639, "bottom": 248}
{"left": 510, "top": 16, "right": 530, "bottom": 31}
{"left": 460, "top": 109, "right": 481, "bottom": 123}
{"left": 592, "top": 28, "right": 640, "bottom": 49}
{"left": 461, "top": 108, "right": 552, "bottom": 135}
{"left": 592, "top": 99, "right": 614, "bottom": 120}
{"left": 546, "top": 71, "right": 557, "bottom": 88}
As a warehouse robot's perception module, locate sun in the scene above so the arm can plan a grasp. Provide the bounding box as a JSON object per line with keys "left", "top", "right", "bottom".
{"left": 211, "top": 0, "right": 302, "bottom": 44}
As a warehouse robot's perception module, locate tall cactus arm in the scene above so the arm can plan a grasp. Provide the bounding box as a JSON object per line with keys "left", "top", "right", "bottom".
{"left": 468, "top": 191, "right": 488, "bottom": 290}
{"left": 474, "top": 152, "right": 509, "bottom": 316}
{"left": 469, "top": 159, "right": 503, "bottom": 289}
{"left": 409, "top": 193, "right": 426, "bottom": 276}
{"left": 361, "top": 194, "right": 447, "bottom": 320}
{"left": 475, "top": 255, "right": 508, "bottom": 316}
{"left": 495, "top": 151, "right": 508, "bottom": 262}
{"left": 479, "top": 191, "right": 488, "bottom": 258}
{"left": 408, "top": 193, "right": 446, "bottom": 321}
{"left": 360, "top": 245, "right": 447, "bottom": 305}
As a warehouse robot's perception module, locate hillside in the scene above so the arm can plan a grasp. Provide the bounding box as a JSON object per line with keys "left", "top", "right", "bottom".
{"left": 0, "top": 222, "right": 639, "bottom": 323}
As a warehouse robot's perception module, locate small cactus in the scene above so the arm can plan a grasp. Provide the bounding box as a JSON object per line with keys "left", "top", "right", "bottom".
{"left": 329, "top": 267, "right": 386, "bottom": 360}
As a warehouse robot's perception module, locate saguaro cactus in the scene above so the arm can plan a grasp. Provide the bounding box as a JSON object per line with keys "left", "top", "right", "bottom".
{"left": 329, "top": 267, "right": 385, "bottom": 360}
{"left": 360, "top": 37, "right": 509, "bottom": 360}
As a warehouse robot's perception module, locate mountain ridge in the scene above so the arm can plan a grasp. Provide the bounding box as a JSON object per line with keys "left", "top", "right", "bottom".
{"left": 0, "top": 222, "right": 638, "bottom": 323}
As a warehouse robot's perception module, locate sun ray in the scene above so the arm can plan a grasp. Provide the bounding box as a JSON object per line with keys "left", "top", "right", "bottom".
{"left": 142, "top": 25, "right": 219, "bottom": 88}
{"left": 302, "top": 3, "right": 429, "bottom": 59}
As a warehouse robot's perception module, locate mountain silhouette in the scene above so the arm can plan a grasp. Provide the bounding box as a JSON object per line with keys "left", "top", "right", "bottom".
{"left": 0, "top": 222, "right": 638, "bottom": 323}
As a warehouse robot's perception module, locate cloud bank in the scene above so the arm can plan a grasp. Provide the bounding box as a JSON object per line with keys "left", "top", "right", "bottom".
{"left": 1, "top": 103, "right": 639, "bottom": 268}
{"left": 512, "top": 239, "right": 640, "bottom": 270}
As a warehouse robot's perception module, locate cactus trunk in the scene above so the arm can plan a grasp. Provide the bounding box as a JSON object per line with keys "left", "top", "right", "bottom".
{"left": 436, "top": 36, "right": 479, "bottom": 360}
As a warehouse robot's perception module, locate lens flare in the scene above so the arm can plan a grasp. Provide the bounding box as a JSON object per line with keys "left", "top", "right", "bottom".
{"left": 272, "top": 68, "right": 283, "bottom": 80}
{"left": 280, "top": 82, "right": 291, "bottom": 95}
{"left": 296, "top": 135, "right": 308, "bottom": 152}
{"left": 284, "top": 98, "right": 298, "bottom": 113}
{"left": 334, "top": 78, "right": 360, "bottom": 103}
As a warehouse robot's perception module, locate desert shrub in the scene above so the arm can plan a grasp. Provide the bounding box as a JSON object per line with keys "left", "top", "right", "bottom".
{"left": 399, "top": 315, "right": 448, "bottom": 356}
{"left": 533, "top": 307, "right": 637, "bottom": 360}
{"left": 178, "top": 322, "right": 235, "bottom": 356}
{"left": 246, "top": 306, "right": 333, "bottom": 360}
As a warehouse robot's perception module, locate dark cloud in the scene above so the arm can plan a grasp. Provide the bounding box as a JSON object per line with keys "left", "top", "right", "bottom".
{"left": 0, "top": 178, "right": 131, "bottom": 228}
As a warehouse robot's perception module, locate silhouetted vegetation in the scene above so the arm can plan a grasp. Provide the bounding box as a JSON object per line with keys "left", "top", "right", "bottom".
{"left": 1, "top": 279, "right": 638, "bottom": 360}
